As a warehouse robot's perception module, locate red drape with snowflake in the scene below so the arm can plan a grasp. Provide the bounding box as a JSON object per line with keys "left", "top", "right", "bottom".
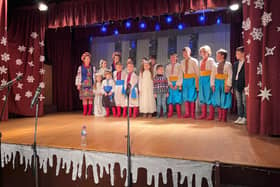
{"left": 242, "top": 0, "right": 280, "bottom": 135}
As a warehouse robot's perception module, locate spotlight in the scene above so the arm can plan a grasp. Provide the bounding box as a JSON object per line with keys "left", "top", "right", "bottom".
{"left": 114, "top": 29, "right": 119, "bottom": 35}
{"left": 38, "top": 2, "right": 48, "bottom": 11}
{"left": 131, "top": 41, "right": 136, "bottom": 49}
{"left": 101, "top": 26, "right": 107, "bottom": 33}
{"left": 89, "top": 36, "right": 93, "bottom": 42}
{"left": 216, "top": 17, "right": 221, "bottom": 24}
{"left": 139, "top": 22, "right": 146, "bottom": 29}
{"left": 125, "top": 21, "right": 131, "bottom": 28}
{"left": 166, "top": 16, "right": 173, "bottom": 24}
{"left": 199, "top": 15, "right": 205, "bottom": 22}
{"left": 177, "top": 23, "right": 184, "bottom": 30}
{"left": 155, "top": 24, "right": 161, "bottom": 31}
{"left": 229, "top": 4, "right": 239, "bottom": 11}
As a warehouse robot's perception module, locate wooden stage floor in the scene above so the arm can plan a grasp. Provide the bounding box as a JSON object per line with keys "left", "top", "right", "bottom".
{"left": 1, "top": 112, "right": 280, "bottom": 169}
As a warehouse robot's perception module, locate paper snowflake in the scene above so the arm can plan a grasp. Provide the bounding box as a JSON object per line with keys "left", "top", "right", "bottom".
{"left": 17, "top": 83, "right": 23, "bottom": 89}
{"left": 28, "top": 61, "right": 34, "bottom": 67}
{"left": 40, "top": 55, "right": 45, "bottom": 62}
{"left": 242, "top": 18, "right": 251, "bottom": 31}
{"left": 261, "top": 12, "right": 272, "bottom": 27}
{"left": 245, "top": 84, "right": 249, "bottom": 96}
{"left": 39, "top": 41, "right": 44, "bottom": 47}
{"left": 246, "top": 54, "right": 250, "bottom": 63}
{"left": 18, "top": 45, "right": 26, "bottom": 52}
{"left": 264, "top": 46, "right": 276, "bottom": 56}
{"left": 16, "top": 59, "right": 23, "bottom": 66}
{"left": 250, "top": 27, "right": 263, "bottom": 41}
{"left": 254, "top": 0, "right": 264, "bottom": 9}
{"left": 1, "top": 52, "right": 10, "bottom": 62}
{"left": 257, "top": 81, "right": 262, "bottom": 88}
{"left": 25, "top": 90, "right": 33, "bottom": 98}
{"left": 1, "top": 36, "right": 7, "bottom": 46}
{"left": 1, "top": 79, "right": 7, "bottom": 86}
{"left": 16, "top": 72, "right": 23, "bottom": 77}
{"left": 0, "top": 65, "right": 8, "bottom": 75}
{"left": 258, "top": 87, "right": 272, "bottom": 101}
{"left": 28, "top": 47, "right": 34, "bottom": 55}
{"left": 246, "top": 39, "right": 251, "bottom": 44}
{"left": 39, "top": 82, "right": 45, "bottom": 89}
{"left": 39, "top": 68, "right": 46, "bottom": 75}
{"left": 257, "top": 62, "right": 262, "bottom": 75}
{"left": 2, "top": 95, "right": 6, "bottom": 101}
{"left": 277, "top": 27, "right": 280, "bottom": 32}
{"left": 15, "top": 93, "right": 21, "bottom": 101}
{"left": 242, "top": 0, "right": 250, "bottom": 6}
{"left": 27, "top": 75, "right": 35, "bottom": 83}
{"left": 30, "top": 32, "right": 38, "bottom": 39}
{"left": 39, "top": 94, "right": 46, "bottom": 101}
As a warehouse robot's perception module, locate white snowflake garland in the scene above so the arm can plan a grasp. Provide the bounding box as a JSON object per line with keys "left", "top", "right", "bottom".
{"left": 25, "top": 90, "right": 33, "bottom": 98}
{"left": 246, "top": 54, "right": 250, "bottom": 64}
{"left": 0, "top": 65, "right": 8, "bottom": 75}
{"left": 18, "top": 45, "right": 26, "bottom": 52}
{"left": 264, "top": 46, "right": 276, "bottom": 56}
{"left": 39, "top": 94, "right": 46, "bottom": 101}
{"left": 27, "top": 75, "right": 35, "bottom": 83}
{"left": 39, "top": 41, "right": 45, "bottom": 47}
{"left": 28, "top": 61, "right": 34, "bottom": 67}
{"left": 39, "top": 68, "right": 46, "bottom": 75}
{"left": 16, "top": 72, "right": 23, "bottom": 77}
{"left": 242, "top": 0, "right": 250, "bottom": 6}
{"left": 1, "top": 79, "right": 7, "bottom": 86}
{"left": 0, "top": 36, "right": 7, "bottom": 46}
{"left": 257, "top": 62, "right": 262, "bottom": 75}
{"left": 1, "top": 52, "right": 10, "bottom": 62}
{"left": 30, "top": 32, "right": 38, "bottom": 39}
{"left": 39, "top": 82, "right": 45, "bottom": 89}
{"left": 17, "top": 83, "right": 23, "bottom": 89}
{"left": 257, "top": 81, "right": 262, "bottom": 88}
{"left": 15, "top": 94, "right": 21, "bottom": 101}
{"left": 28, "top": 47, "right": 34, "bottom": 55}
{"left": 254, "top": 0, "right": 264, "bottom": 9}
{"left": 250, "top": 27, "right": 263, "bottom": 41}
{"left": 242, "top": 18, "right": 251, "bottom": 31}
{"left": 40, "top": 55, "right": 45, "bottom": 62}
{"left": 258, "top": 87, "right": 272, "bottom": 102}
{"left": 16, "top": 59, "right": 23, "bottom": 66}
{"left": 261, "top": 12, "right": 272, "bottom": 27}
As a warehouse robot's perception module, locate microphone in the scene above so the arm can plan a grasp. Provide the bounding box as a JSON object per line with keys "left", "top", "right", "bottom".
{"left": 126, "top": 83, "right": 131, "bottom": 96}
{"left": 0, "top": 75, "right": 23, "bottom": 90}
{"left": 30, "top": 87, "right": 42, "bottom": 108}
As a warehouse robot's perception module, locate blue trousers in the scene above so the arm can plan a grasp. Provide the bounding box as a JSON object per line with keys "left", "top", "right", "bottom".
{"left": 156, "top": 93, "right": 167, "bottom": 114}
{"left": 212, "top": 79, "right": 232, "bottom": 109}
{"left": 199, "top": 75, "right": 212, "bottom": 105}
{"left": 167, "top": 81, "right": 182, "bottom": 104}
{"left": 182, "top": 77, "right": 197, "bottom": 102}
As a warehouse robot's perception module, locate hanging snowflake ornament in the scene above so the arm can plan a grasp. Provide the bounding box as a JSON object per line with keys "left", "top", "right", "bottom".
{"left": 258, "top": 87, "right": 272, "bottom": 101}
{"left": 39, "top": 68, "right": 46, "bottom": 75}
{"left": 250, "top": 27, "right": 263, "bottom": 41}
{"left": 15, "top": 93, "right": 21, "bottom": 101}
{"left": 30, "top": 32, "right": 38, "bottom": 39}
{"left": 254, "top": 0, "right": 264, "bottom": 9}
{"left": 246, "top": 54, "right": 250, "bottom": 63}
{"left": 28, "top": 61, "right": 34, "bottom": 67}
{"left": 257, "top": 62, "right": 262, "bottom": 75}
{"left": 0, "top": 65, "right": 8, "bottom": 75}
{"left": 16, "top": 71, "right": 23, "bottom": 77}
{"left": 2, "top": 95, "right": 6, "bottom": 101}
{"left": 28, "top": 47, "right": 34, "bottom": 55}
{"left": 39, "top": 94, "right": 46, "bottom": 102}
{"left": 261, "top": 12, "right": 272, "bottom": 27}
{"left": 39, "top": 82, "right": 45, "bottom": 89}
{"left": 257, "top": 81, "right": 262, "bottom": 88}
{"left": 16, "top": 59, "right": 23, "bottom": 66}
{"left": 18, "top": 45, "right": 26, "bottom": 52}
{"left": 27, "top": 75, "right": 35, "bottom": 83}
{"left": 1, "top": 79, "right": 7, "bottom": 86}
{"left": 39, "top": 41, "right": 44, "bottom": 47}
{"left": 40, "top": 55, "right": 45, "bottom": 62}
{"left": 17, "top": 83, "right": 23, "bottom": 89}
{"left": 242, "top": 18, "right": 251, "bottom": 31}
{"left": 0, "top": 36, "right": 7, "bottom": 46}
{"left": 246, "top": 39, "right": 251, "bottom": 45}
{"left": 245, "top": 84, "right": 249, "bottom": 96}
{"left": 242, "top": 0, "right": 250, "bottom": 6}
{"left": 1, "top": 52, "right": 10, "bottom": 62}
{"left": 25, "top": 90, "right": 33, "bottom": 98}
{"left": 277, "top": 27, "right": 280, "bottom": 32}
{"left": 264, "top": 46, "right": 276, "bottom": 56}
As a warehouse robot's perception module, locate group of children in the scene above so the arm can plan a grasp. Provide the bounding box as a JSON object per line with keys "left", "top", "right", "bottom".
{"left": 75, "top": 45, "right": 246, "bottom": 124}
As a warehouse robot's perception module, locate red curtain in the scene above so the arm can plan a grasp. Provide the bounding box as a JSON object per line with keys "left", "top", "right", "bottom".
{"left": 0, "top": 0, "right": 8, "bottom": 120}
{"left": 243, "top": 0, "right": 280, "bottom": 135}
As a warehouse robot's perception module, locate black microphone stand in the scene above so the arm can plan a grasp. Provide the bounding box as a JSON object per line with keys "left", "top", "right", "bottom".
{"left": 32, "top": 97, "right": 40, "bottom": 187}
{"left": 126, "top": 85, "right": 132, "bottom": 187}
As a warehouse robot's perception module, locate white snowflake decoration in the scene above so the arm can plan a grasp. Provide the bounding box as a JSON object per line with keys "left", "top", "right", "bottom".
{"left": 1, "top": 79, "right": 7, "bottom": 86}
{"left": 0, "top": 65, "right": 8, "bottom": 75}
{"left": 15, "top": 93, "right": 21, "bottom": 101}
{"left": 16, "top": 71, "right": 23, "bottom": 77}
{"left": 254, "top": 0, "right": 264, "bottom": 9}
{"left": 17, "top": 83, "right": 23, "bottom": 89}
{"left": 277, "top": 27, "right": 280, "bottom": 32}
{"left": 39, "top": 41, "right": 44, "bottom": 47}
{"left": 257, "top": 62, "right": 262, "bottom": 75}
{"left": 264, "top": 46, "right": 276, "bottom": 56}
{"left": 242, "top": 18, "right": 251, "bottom": 31}
{"left": 1, "top": 52, "right": 10, "bottom": 62}
{"left": 261, "top": 12, "right": 272, "bottom": 27}
{"left": 39, "top": 94, "right": 46, "bottom": 101}
{"left": 39, "top": 68, "right": 45, "bottom": 75}
{"left": 242, "top": 0, "right": 250, "bottom": 6}
{"left": 18, "top": 45, "right": 26, "bottom": 52}
{"left": 16, "top": 59, "right": 23, "bottom": 66}
{"left": 246, "top": 39, "right": 251, "bottom": 44}
{"left": 258, "top": 87, "right": 272, "bottom": 101}
{"left": 245, "top": 84, "right": 249, "bottom": 96}
{"left": 40, "top": 55, "right": 45, "bottom": 62}
{"left": 257, "top": 81, "right": 262, "bottom": 88}
{"left": 27, "top": 75, "right": 35, "bottom": 83}
{"left": 2, "top": 95, "right": 6, "bottom": 101}
{"left": 30, "top": 32, "right": 38, "bottom": 39}
{"left": 0, "top": 36, "right": 7, "bottom": 46}
{"left": 39, "top": 82, "right": 45, "bottom": 89}
{"left": 28, "top": 61, "right": 34, "bottom": 67}
{"left": 250, "top": 27, "right": 263, "bottom": 41}
{"left": 246, "top": 54, "right": 250, "bottom": 64}
{"left": 25, "top": 90, "right": 33, "bottom": 98}
{"left": 28, "top": 47, "right": 34, "bottom": 55}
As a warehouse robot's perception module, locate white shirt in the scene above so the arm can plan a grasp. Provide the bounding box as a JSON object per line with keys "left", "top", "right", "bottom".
{"left": 235, "top": 60, "right": 244, "bottom": 80}
{"left": 211, "top": 61, "right": 233, "bottom": 87}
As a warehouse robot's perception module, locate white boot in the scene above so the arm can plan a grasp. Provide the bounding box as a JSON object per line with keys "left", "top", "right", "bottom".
{"left": 234, "top": 117, "right": 242, "bottom": 124}
{"left": 238, "top": 117, "right": 247, "bottom": 125}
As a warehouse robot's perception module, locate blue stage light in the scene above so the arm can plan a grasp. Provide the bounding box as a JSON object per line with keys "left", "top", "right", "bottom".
{"left": 139, "top": 22, "right": 146, "bottom": 29}
{"left": 114, "top": 29, "right": 119, "bottom": 35}
{"left": 199, "top": 15, "right": 205, "bottom": 22}
{"left": 89, "top": 36, "right": 93, "bottom": 42}
{"left": 177, "top": 23, "right": 184, "bottom": 30}
{"left": 101, "top": 26, "right": 107, "bottom": 33}
{"left": 131, "top": 41, "right": 136, "bottom": 49}
{"left": 125, "top": 21, "right": 131, "bottom": 28}
{"left": 155, "top": 24, "right": 160, "bottom": 31}
{"left": 166, "top": 16, "right": 173, "bottom": 23}
{"left": 216, "top": 17, "right": 221, "bottom": 24}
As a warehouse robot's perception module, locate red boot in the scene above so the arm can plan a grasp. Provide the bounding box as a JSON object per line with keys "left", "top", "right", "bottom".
{"left": 133, "top": 107, "right": 138, "bottom": 118}
{"left": 207, "top": 105, "right": 214, "bottom": 120}
{"left": 190, "top": 102, "right": 196, "bottom": 119}
{"left": 199, "top": 104, "right": 207, "bottom": 119}
{"left": 218, "top": 108, "right": 222, "bottom": 121}
{"left": 176, "top": 104, "right": 181, "bottom": 118}
{"left": 106, "top": 107, "right": 110, "bottom": 117}
{"left": 83, "top": 104, "right": 87, "bottom": 116}
{"left": 87, "top": 104, "right": 93, "bottom": 115}
{"left": 183, "top": 102, "right": 190, "bottom": 118}
{"left": 222, "top": 109, "right": 228, "bottom": 122}
{"left": 112, "top": 107, "right": 117, "bottom": 117}
{"left": 129, "top": 107, "right": 132, "bottom": 117}
{"left": 123, "top": 107, "right": 127, "bottom": 118}
{"left": 117, "top": 107, "right": 121, "bottom": 117}
{"left": 167, "top": 104, "right": 173, "bottom": 118}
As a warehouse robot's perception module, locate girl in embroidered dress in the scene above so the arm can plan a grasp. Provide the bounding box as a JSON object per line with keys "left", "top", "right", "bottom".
{"left": 93, "top": 73, "right": 106, "bottom": 117}
{"left": 101, "top": 70, "right": 116, "bottom": 117}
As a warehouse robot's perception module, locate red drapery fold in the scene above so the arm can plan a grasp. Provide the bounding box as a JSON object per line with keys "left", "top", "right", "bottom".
{"left": 243, "top": 0, "right": 280, "bottom": 135}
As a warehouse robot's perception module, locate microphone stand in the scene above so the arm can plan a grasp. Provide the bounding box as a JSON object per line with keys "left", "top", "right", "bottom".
{"left": 126, "top": 86, "right": 132, "bottom": 187}
{"left": 32, "top": 98, "right": 40, "bottom": 187}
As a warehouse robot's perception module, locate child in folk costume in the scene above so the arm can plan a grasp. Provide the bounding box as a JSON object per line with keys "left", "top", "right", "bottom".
{"left": 75, "top": 52, "right": 95, "bottom": 116}
{"left": 123, "top": 60, "right": 139, "bottom": 118}
{"left": 98, "top": 59, "right": 110, "bottom": 78}
{"left": 93, "top": 73, "right": 106, "bottom": 117}
{"left": 139, "top": 58, "right": 156, "bottom": 117}
{"left": 198, "top": 45, "right": 216, "bottom": 120}
{"left": 181, "top": 47, "right": 199, "bottom": 119}
{"left": 113, "top": 62, "right": 127, "bottom": 117}
{"left": 211, "top": 49, "right": 232, "bottom": 122}
{"left": 153, "top": 65, "right": 169, "bottom": 118}
{"left": 111, "top": 52, "right": 121, "bottom": 72}
{"left": 101, "top": 70, "right": 116, "bottom": 117}
{"left": 165, "top": 52, "right": 183, "bottom": 118}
